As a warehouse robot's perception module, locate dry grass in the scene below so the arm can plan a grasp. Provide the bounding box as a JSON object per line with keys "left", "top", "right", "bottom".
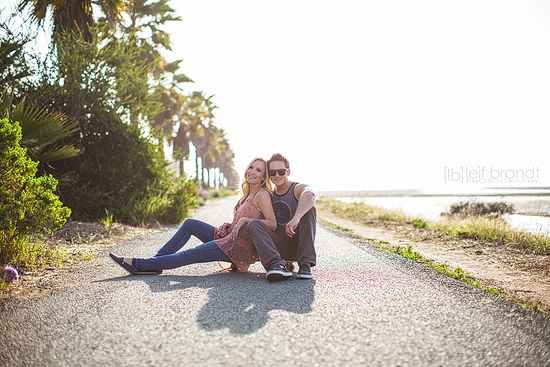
{"left": 317, "top": 197, "right": 550, "bottom": 255}
{"left": 435, "top": 216, "right": 550, "bottom": 255}
{"left": 316, "top": 197, "right": 413, "bottom": 225}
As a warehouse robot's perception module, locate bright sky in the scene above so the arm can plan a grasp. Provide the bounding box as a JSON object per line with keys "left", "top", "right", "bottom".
{"left": 165, "top": 0, "right": 550, "bottom": 193}
{"left": 3, "top": 0, "right": 549, "bottom": 193}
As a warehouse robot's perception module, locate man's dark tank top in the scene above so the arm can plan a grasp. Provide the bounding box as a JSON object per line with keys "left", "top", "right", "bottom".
{"left": 272, "top": 182, "right": 299, "bottom": 229}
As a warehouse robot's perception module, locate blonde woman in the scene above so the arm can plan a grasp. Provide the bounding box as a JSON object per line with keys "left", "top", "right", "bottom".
{"left": 110, "top": 157, "right": 277, "bottom": 274}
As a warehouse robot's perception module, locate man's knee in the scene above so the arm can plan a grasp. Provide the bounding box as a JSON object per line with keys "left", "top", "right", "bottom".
{"left": 299, "top": 207, "right": 317, "bottom": 231}
{"left": 305, "top": 206, "right": 317, "bottom": 220}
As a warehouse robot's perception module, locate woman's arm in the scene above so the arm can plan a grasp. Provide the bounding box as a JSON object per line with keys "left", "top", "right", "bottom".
{"left": 230, "top": 190, "right": 277, "bottom": 241}
{"left": 254, "top": 189, "right": 277, "bottom": 231}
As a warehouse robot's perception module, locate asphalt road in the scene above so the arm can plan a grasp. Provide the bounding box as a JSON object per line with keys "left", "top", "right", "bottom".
{"left": 1, "top": 196, "right": 549, "bottom": 366}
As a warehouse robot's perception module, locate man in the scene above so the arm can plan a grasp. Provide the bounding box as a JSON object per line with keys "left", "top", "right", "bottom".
{"left": 247, "top": 153, "right": 317, "bottom": 281}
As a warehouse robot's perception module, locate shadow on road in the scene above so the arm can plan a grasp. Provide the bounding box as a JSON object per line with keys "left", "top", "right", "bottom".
{"left": 96, "top": 271, "right": 315, "bottom": 335}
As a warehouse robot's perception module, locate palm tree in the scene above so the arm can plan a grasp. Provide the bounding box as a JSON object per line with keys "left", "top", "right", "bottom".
{"left": 216, "top": 133, "right": 235, "bottom": 188}
{"left": 0, "top": 18, "right": 33, "bottom": 92}
{"left": 217, "top": 138, "right": 236, "bottom": 188}
{"left": 193, "top": 126, "right": 209, "bottom": 187}
{"left": 150, "top": 72, "right": 191, "bottom": 150}
{"left": 122, "top": 0, "right": 181, "bottom": 65}
{"left": 201, "top": 129, "right": 220, "bottom": 188}
{"left": 202, "top": 126, "right": 233, "bottom": 189}
{"left": 178, "top": 91, "right": 216, "bottom": 184}
{"left": 101, "top": 1, "right": 189, "bottom": 137}
{"left": 172, "top": 121, "right": 189, "bottom": 176}
{"left": 18, "top": 0, "right": 125, "bottom": 42}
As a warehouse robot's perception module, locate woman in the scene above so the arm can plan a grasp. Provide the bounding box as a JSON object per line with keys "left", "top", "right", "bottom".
{"left": 110, "top": 157, "right": 277, "bottom": 274}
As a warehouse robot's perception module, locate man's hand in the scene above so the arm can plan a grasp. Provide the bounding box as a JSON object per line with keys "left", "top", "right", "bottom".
{"left": 285, "top": 217, "right": 300, "bottom": 237}
{"left": 284, "top": 184, "right": 315, "bottom": 238}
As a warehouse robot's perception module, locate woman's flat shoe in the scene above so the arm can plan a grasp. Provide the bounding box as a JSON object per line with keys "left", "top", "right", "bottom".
{"left": 109, "top": 253, "right": 136, "bottom": 274}
{"left": 109, "top": 253, "right": 162, "bottom": 275}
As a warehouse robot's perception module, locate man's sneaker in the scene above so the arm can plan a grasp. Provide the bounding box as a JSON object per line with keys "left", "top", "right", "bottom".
{"left": 296, "top": 263, "right": 313, "bottom": 279}
{"left": 266, "top": 264, "right": 293, "bottom": 282}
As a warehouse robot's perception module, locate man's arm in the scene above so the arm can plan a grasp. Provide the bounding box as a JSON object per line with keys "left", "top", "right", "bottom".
{"left": 285, "top": 183, "right": 316, "bottom": 237}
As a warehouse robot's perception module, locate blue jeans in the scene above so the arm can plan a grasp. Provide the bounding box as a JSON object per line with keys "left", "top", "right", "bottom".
{"left": 132, "top": 218, "right": 231, "bottom": 272}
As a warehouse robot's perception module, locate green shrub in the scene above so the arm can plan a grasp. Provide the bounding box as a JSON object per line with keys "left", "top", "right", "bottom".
{"left": 161, "top": 176, "right": 199, "bottom": 223}
{"left": 442, "top": 201, "right": 514, "bottom": 217}
{"left": 0, "top": 119, "right": 71, "bottom": 264}
{"left": 412, "top": 218, "right": 428, "bottom": 228}
{"left": 117, "top": 175, "right": 198, "bottom": 225}
{"left": 54, "top": 120, "right": 198, "bottom": 224}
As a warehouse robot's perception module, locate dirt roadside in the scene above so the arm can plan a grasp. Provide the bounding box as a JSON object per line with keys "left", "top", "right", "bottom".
{"left": 316, "top": 210, "right": 550, "bottom": 314}
{"left": 2, "top": 221, "right": 159, "bottom": 301}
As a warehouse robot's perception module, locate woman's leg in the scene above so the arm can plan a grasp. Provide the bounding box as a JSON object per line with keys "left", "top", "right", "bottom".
{"left": 154, "top": 218, "right": 216, "bottom": 257}
{"left": 133, "top": 241, "right": 231, "bottom": 271}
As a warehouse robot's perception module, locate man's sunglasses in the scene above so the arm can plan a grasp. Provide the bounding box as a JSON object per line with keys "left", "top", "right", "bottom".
{"left": 268, "top": 169, "right": 288, "bottom": 177}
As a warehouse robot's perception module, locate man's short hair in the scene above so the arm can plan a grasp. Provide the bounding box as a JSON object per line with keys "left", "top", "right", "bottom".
{"left": 267, "top": 153, "right": 290, "bottom": 169}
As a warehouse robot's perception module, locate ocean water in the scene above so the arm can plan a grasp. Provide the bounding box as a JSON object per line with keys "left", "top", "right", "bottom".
{"left": 333, "top": 192, "right": 550, "bottom": 235}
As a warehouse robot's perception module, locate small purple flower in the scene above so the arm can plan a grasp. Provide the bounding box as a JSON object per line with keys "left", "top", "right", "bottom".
{"left": 3, "top": 266, "right": 18, "bottom": 284}
{"left": 198, "top": 188, "right": 209, "bottom": 198}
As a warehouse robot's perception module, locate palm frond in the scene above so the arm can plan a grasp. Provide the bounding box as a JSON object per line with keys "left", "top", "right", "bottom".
{"left": 1, "top": 88, "right": 80, "bottom": 165}
{"left": 14, "top": 103, "right": 78, "bottom": 152}
{"left": 36, "top": 144, "right": 81, "bottom": 165}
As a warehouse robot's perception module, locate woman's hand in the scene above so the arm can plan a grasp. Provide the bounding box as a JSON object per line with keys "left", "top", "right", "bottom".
{"left": 231, "top": 218, "right": 249, "bottom": 241}
{"left": 215, "top": 222, "right": 231, "bottom": 239}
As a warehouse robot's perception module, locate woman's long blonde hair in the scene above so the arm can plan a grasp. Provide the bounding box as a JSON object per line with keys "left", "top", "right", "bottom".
{"left": 234, "top": 157, "right": 273, "bottom": 213}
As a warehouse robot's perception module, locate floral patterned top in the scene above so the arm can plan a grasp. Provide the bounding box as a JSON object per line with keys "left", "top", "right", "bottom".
{"left": 214, "top": 194, "right": 263, "bottom": 272}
